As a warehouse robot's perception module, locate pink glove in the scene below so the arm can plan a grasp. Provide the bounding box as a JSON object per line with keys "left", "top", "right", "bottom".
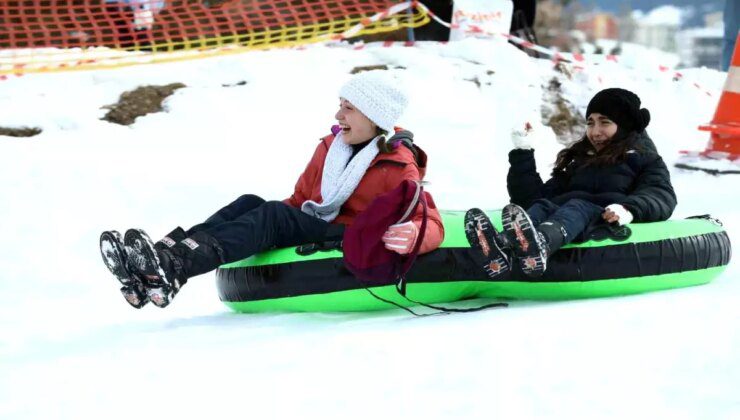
{"left": 382, "top": 221, "right": 419, "bottom": 255}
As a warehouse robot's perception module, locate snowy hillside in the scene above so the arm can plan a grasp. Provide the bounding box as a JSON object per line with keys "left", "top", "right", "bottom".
{"left": 0, "top": 38, "right": 737, "bottom": 419}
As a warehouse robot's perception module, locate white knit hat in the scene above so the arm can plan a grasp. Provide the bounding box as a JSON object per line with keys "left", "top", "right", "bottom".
{"left": 338, "top": 71, "right": 408, "bottom": 134}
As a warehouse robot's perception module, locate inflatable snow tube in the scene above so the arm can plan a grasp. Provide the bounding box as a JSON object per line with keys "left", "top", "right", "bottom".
{"left": 215, "top": 211, "right": 731, "bottom": 313}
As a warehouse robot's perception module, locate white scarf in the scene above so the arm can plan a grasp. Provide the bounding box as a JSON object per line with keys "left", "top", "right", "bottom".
{"left": 301, "top": 132, "right": 381, "bottom": 222}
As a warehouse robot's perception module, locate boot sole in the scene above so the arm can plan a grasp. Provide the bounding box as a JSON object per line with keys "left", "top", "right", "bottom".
{"left": 99, "top": 230, "right": 149, "bottom": 308}
{"left": 464, "top": 208, "right": 510, "bottom": 279}
{"left": 119, "top": 284, "right": 149, "bottom": 309}
{"left": 502, "top": 205, "right": 547, "bottom": 277}
{"left": 124, "top": 229, "right": 175, "bottom": 308}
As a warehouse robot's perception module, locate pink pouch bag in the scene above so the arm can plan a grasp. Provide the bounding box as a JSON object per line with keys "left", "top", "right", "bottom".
{"left": 342, "top": 179, "right": 427, "bottom": 295}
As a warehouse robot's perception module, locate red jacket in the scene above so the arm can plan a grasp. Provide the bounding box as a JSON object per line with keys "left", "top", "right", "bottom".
{"left": 284, "top": 131, "right": 444, "bottom": 254}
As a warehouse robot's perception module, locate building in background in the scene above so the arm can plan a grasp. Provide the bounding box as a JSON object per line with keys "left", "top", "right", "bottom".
{"left": 676, "top": 12, "right": 724, "bottom": 69}
{"left": 676, "top": 27, "right": 723, "bottom": 68}
{"left": 630, "top": 6, "right": 682, "bottom": 52}
{"left": 531, "top": 0, "right": 724, "bottom": 69}
{"left": 574, "top": 12, "right": 619, "bottom": 40}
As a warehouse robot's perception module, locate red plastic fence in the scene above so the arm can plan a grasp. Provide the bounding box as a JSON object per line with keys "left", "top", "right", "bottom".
{"left": 0, "top": 0, "right": 407, "bottom": 51}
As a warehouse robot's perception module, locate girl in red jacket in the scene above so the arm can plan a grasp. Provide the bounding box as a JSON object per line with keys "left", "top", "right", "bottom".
{"left": 100, "top": 71, "right": 445, "bottom": 309}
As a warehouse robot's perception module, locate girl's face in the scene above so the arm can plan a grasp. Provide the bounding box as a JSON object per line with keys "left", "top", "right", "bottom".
{"left": 586, "top": 113, "right": 618, "bottom": 151}
{"left": 335, "top": 98, "right": 378, "bottom": 145}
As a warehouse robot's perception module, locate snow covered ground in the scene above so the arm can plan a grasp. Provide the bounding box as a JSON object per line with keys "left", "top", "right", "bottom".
{"left": 0, "top": 38, "right": 737, "bottom": 419}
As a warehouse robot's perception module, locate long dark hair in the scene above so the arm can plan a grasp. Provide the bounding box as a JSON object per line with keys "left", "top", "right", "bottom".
{"left": 552, "top": 128, "right": 641, "bottom": 175}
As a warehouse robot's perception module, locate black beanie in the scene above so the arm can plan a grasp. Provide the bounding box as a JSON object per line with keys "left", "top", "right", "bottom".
{"left": 585, "top": 88, "right": 651, "bottom": 133}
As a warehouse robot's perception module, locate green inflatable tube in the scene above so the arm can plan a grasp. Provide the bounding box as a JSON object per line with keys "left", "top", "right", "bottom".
{"left": 215, "top": 211, "right": 731, "bottom": 312}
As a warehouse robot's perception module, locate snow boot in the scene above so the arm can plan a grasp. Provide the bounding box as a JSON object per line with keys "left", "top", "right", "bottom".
{"left": 99, "top": 227, "right": 187, "bottom": 309}
{"left": 501, "top": 204, "right": 550, "bottom": 277}
{"left": 100, "top": 230, "right": 149, "bottom": 308}
{"left": 124, "top": 229, "right": 224, "bottom": 308}
{"left": 124, "top": 228, "right": 184, "bottom": 308}
{"left": 537, "top": 220, "right": 566, "bottom": 256}
{"left": 464, "top": 208, "right": 510, "bottom": 279}
{"left": 156, "top": 226, "right": 187, "bottom": 249}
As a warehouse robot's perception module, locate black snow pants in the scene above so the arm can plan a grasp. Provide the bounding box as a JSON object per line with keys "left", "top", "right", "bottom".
{"left": 526, "top": 198, "right": 603, "bottom": 245}
{"left": 184, "top": 194, "right": 338, "bottom": 265}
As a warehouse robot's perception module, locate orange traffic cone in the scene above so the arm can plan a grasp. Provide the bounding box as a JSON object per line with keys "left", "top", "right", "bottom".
{"left": 697, "top": 32, "right": 740, "bottom": 159}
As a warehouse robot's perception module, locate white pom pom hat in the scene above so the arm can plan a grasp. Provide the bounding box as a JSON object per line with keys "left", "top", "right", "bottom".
{"left": 338, "top": 71, "right": 408, "bottom": 134}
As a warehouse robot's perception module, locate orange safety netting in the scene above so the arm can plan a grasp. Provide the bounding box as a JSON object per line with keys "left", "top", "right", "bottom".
{"left": 0, "top": 0, "right": 428, "bottom": 75}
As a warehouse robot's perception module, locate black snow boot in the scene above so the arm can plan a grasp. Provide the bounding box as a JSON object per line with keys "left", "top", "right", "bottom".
{"left": 99, "top": 230, "right": 149, "bottom": 308}
{"left": 536, "top": 220, "right": 567, "bottom": 257}
{"left": 464, "top": 208, "right": 511, "bottom": 279}
{"left": 124, "top": 228, "right": 184, "bottom": 308}
{"left": 155, "top": 226, "right": 187, "bottom": 250}
{"left": 125, "top": 229, "right": 225, "bottom": 308}
{"left": 99, "top": 227, "right": 188, "bottom": 309}
{"left": 501, "top": 203, "right": 551, "bottom": 277}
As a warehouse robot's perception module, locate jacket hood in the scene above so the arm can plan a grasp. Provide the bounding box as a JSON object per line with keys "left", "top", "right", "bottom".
{"left": 630, "top": 130, "right": 658, "bottom": 153}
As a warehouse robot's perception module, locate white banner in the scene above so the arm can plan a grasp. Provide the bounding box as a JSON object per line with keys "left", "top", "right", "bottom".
{"left": 449, "top": 0, "right": 513, "bottom": 41}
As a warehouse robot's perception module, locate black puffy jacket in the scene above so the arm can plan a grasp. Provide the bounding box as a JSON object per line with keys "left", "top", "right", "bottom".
{"left": 507, "top": 131, "right": 677, "bottom": 222}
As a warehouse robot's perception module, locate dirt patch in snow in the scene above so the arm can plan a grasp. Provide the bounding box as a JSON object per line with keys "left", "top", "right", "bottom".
{"left": 541, "top": 77, "right": 585, "bottom": 144}
{"left": 349, "top": 65, "right": 407, "bottom": 74}
{"left": 350, "top": 65, "right": 389, "bottom": 74}
{"left": 101, "top": 83, "right": 186, "bottom": 125}
{"left": 0, "top": 127, "right": 42, "bottom": 137}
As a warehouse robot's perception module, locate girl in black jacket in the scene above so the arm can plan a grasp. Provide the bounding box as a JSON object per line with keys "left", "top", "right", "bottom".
{"left": 466, "top": 88, "right": 677, "bottom": 278}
